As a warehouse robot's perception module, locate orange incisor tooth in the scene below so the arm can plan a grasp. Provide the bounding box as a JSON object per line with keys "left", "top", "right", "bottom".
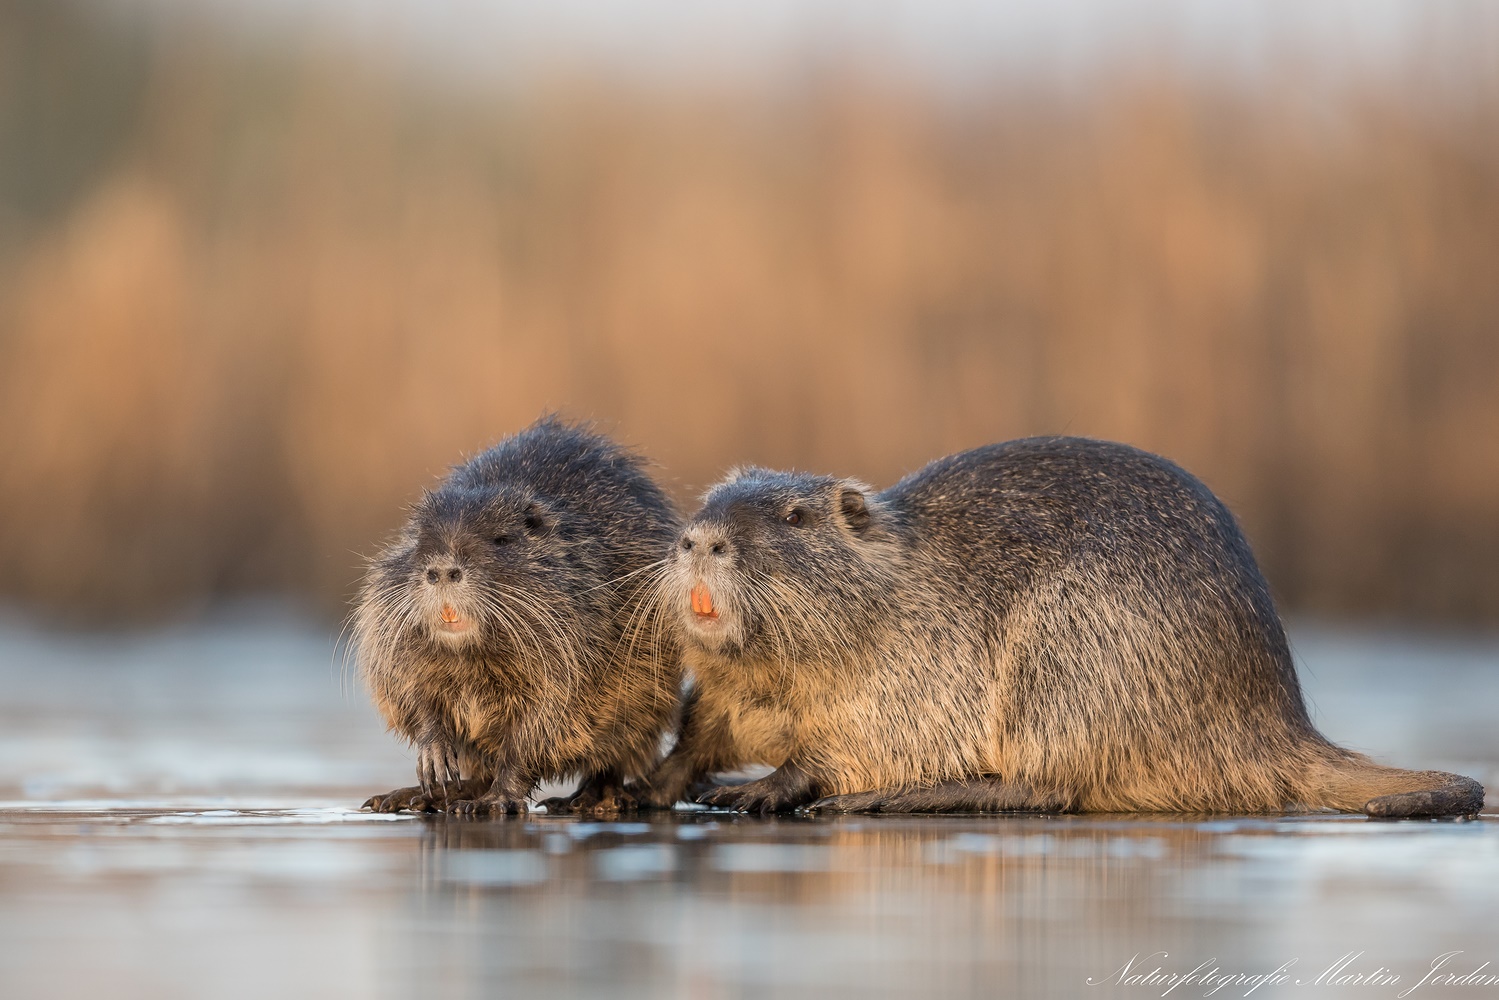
{"left": 440, "top": 605, "right": 460, "bottom": 624}
{"left": 691, "top": 582, "right": 716, "bottom": 617}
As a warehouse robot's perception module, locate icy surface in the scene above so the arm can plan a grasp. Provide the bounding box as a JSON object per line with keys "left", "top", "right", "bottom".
{"left": 1, "top": 609, "right": 1496, "bottom": 998}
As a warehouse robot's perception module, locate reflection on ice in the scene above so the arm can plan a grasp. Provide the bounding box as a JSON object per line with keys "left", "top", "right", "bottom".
{"left": 593, "top": 844, "right": 679, "bottom": 880}
{"left": 712, "top": 842, "right": 843, "bottom": 873}
{"left": 925, "top": 832, "right": 1168, "bottom": 862}
{"left": 438, "top": 849, "right": 550, "bottom": 886}
{"left": 1, "top": 801, "right": 1497, "bottom": 998}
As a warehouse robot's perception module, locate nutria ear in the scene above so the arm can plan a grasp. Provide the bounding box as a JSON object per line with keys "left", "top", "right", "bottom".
{"left": 523, "top": 499, "right": 557, "bottom": 537}
{"left": 838, "top": 488, "right": 871, "bottom": 531}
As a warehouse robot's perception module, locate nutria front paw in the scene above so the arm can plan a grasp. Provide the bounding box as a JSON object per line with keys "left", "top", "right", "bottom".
{"left": 447, "top": 794, "right": 529, "bottom": 817}
{"left": 363, "top": 786, "right": 437, "bottom": 813}
{"left": 542, "top": 780, "right": 638, "bottom": 819}
{"left": 542, "top": 794, "right": 630, "bottom": 819}
{"left": 444, "top": 771, "right": 536, "bottom": 817}
{"left": 416, "top": 739, "right": 462, "bottom": 799}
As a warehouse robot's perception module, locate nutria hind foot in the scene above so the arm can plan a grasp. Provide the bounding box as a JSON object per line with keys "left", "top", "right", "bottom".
{"left": 804, "top": 778, "right": 1072, "bottom": 814}
{"left": 1364, "top": 775, "right": 1485, "bottom": 819}
{"left": 698, "top": 761, "right": 820, "bottom": 815}
{"left": 541, "top": 772, "right": 639, "bottom": 818}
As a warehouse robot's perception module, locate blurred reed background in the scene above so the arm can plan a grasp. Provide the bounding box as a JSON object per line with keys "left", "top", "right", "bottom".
{"left": 1, "top": 0, "right": 1497, "bottom": 623}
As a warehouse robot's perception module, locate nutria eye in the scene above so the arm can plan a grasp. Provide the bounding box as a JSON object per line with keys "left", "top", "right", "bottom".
{"left": 785, "top": 510, "right": 803, "bottom": 526}
{"left": 493, "top": 534, "right": 511, "bottom": 546}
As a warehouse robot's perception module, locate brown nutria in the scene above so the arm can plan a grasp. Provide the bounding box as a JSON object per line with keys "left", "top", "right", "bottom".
{"left": 355, "top": 416, "right": 681, "bottom": 817}
{"left": 644, "top": 437, "right": 1484, "bottom": 818}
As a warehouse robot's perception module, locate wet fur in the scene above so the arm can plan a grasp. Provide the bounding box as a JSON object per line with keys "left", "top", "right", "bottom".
{"left": 355, "top": 417, "right": 681, "bottom": 815}
{"left": 647, "top": 437, "right": 1484, "bottom": 818}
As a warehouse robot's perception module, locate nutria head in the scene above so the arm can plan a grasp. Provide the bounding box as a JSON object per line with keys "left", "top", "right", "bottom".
{"left": 665, "top": 468, "right": 906, "bottom": 661}
{"left": 354, "top": 479, "right": 584, "bottom": 670}
{"left": 354, "top": 417, "right": 683, "bottom": 686}
{"left": 368, "top": 479, "right": 566, "bottom": 641}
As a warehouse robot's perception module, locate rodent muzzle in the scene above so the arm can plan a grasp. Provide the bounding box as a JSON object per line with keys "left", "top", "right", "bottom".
{"left": 420, "top": 559, "right": 473, "bottom": 634}
{"left": 676, "top": 524, "right": 734, "bottom": 626}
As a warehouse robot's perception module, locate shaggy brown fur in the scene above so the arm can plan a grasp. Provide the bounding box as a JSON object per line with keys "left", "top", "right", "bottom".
{"left": 356, "top": 417, "right": 681, "bottom": 816}
{"left": 645, "top": 437, "right": 1484, "bottom": 818}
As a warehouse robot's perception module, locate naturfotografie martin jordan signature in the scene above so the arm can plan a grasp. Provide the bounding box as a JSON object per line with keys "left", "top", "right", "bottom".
{"left": 1089, "top": 950, "right": 1499, "bottom": 996}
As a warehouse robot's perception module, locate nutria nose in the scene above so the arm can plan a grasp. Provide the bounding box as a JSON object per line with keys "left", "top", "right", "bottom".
{"left": 681, "top": 526, "right": 729, "bottom": 558}
{"left": 425, "top": 565, "right": 463, "bottom": 584}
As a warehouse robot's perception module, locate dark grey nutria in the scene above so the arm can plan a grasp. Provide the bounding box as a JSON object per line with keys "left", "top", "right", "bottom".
{"left": 645, "top": 437, "right": 1484, "bottom": 817}
{"left": 355, "top": 417, "right": 681, "bottom": 816}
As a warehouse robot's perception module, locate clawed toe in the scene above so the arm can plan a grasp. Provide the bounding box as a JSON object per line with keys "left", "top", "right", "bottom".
{"left": 695, "top": 785, "right": 742, "bottom": 809}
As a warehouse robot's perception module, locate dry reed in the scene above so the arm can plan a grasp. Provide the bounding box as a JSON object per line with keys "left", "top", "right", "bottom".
{"left": 2, "top": 5, "right": 1497, "bottom": 622}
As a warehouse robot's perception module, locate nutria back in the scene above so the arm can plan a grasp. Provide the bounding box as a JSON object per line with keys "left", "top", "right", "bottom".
{"left": 356, "top": 416, "right": 682, "bottom": 815}
{"left": 650, "top": 436, "right": 1482, "bottom": 817}
{"left": 890, "top": 438, "right": 1315, "bottom": 811}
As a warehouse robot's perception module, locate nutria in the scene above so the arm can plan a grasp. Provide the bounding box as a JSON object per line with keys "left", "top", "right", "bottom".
{"left": 356, "top": 417, "right": 681, "bottom": 816}
{"left": 645, "top": 437, "right": 1484, "bottom": 817}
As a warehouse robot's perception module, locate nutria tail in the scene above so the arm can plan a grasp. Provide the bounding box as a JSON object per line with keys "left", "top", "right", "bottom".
{"left": 1296, "top": 748, "right": 1484, "bottom": 817}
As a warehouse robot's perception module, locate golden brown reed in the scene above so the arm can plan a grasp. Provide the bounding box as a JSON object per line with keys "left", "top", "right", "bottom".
{"left": 1, "top": 13, "right": 1497, "bottom": 621}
